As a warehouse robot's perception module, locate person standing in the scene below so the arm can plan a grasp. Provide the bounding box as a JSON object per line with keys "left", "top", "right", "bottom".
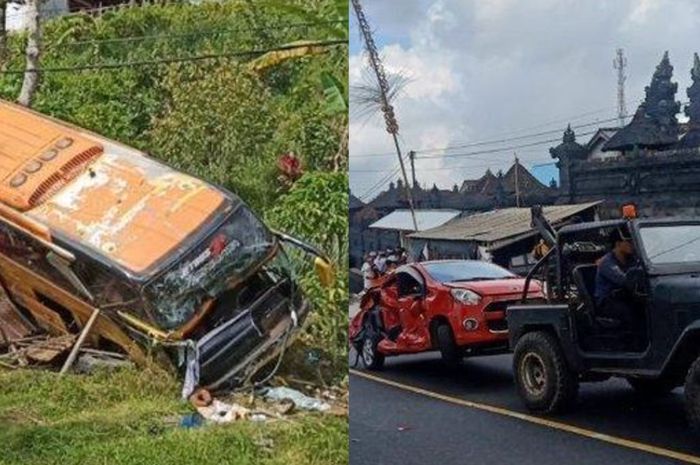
{"left": 374, "top": 251, "right": 387, "bottom": 274}
{"left": 361, "top": 252, "right": 377, "bottom": 290}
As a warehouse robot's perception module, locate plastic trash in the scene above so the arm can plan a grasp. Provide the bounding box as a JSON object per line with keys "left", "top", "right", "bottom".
{"left": 180, "top": 413, "right": 204, "bottom": 429}
{"left": 196, "top": 399, "right": 249, "bottom": 423}
{"left": 261, "top": 387, "right": 331, "bottom": 412}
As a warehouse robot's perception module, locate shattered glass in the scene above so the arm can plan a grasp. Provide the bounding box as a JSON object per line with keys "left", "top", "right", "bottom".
{"left": 143, "top": 206, "right": 275, "bottom": 329}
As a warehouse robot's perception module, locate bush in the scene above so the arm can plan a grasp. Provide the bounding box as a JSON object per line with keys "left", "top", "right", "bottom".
{"left": 0, "top": 1, "right": 348, "bottom": 379}
{"left": 266, "top": 172, "right": 349, "bottom": 372}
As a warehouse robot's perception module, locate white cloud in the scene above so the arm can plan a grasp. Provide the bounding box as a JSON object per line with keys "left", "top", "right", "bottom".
{"left": 350, "top": 0, "right": 700, "bottom": 198}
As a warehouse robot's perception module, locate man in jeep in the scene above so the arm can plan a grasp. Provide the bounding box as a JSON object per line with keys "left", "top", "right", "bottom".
{"left": 594, "top": 228, "right": 640, "bottom": 331}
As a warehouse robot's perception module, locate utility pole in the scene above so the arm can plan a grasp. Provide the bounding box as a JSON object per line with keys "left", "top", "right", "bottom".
{"left": 408, "top": 150, "right": 417, "bottom": 188}
{"left": 514, "top": 154, "right": 521, "bottom": 208}
{"left": 351, "top": 0, "right": 418, "bottom": 232}
{"left": 613, "top": 48, "right": 628, "bottom": 127}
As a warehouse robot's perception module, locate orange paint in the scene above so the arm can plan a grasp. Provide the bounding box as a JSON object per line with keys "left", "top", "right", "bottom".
{"left": 0, "top": 99, "right": 226, "bottom": 274}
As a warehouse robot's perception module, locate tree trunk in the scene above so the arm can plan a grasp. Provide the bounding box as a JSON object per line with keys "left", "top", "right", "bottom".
{"left": 18, "top": 0, "right": 41, "bottom": 107}
{"left": 0, "top": 0, "right": 7, "bottom": 66}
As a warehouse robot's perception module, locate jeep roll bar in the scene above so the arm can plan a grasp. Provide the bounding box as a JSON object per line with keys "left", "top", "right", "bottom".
{"left": 520, "top": 245, "right": 556, "bottom": 303}
{"left": 531, "top": 205, "right": 557, "bottom": 248}
{"left": 519, "top": 206, "right": 558, "bottom": 303}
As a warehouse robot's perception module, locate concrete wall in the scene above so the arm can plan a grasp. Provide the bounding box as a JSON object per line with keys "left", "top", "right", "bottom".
{"left": 567, "top": 147, "right": 700, "bottom": 219}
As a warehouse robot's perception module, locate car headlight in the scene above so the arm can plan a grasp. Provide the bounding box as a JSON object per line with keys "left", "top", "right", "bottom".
{"left": 450, "top": 288, "right": 482, "bottom": 305}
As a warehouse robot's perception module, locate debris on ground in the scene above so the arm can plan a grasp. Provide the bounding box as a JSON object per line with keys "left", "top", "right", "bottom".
{"left": 0, "top": 333, "right": 130, "bottom": 372}
{"left": 197, "top": 399, "right": 251, "bottom": 423}
{"left": 25, "top": 335, "right": 76, "bottom": 363}
{"left": 0, "top": 287, "right": 34, "bottom": 343}
{"left": 74, "top": 352, "right": 134, "bottom": 374}
{"left": 261, "top": 386, "right": 331, "bottom": 412}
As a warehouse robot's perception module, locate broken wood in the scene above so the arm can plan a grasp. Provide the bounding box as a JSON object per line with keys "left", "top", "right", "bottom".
{"left": 60, "top": 308, "right": 100, "bottom": 375}
{"left": 0, "top": 283, "right": 34, "bottom": 343}
{"left": 25, "top": 334, "right": 75, "bottom": 362}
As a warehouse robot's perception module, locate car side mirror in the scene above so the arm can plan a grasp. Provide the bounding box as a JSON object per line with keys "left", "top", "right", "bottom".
{"left": 46, "top": 251, "right": 94, "bottom": 302}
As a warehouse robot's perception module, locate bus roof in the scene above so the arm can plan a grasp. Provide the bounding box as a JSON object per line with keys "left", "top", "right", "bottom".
{"left": 0, "top": 100, "right": 227, "bottom": 275}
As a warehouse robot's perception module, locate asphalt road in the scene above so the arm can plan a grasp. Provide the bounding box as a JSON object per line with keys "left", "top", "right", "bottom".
{"left": 349, "top": 350, "right": 700, "bottom": 465}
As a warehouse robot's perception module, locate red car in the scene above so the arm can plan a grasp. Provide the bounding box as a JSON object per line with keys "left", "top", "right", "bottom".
{"left": 349, "top": 260, "right": 544, "bottom": 369}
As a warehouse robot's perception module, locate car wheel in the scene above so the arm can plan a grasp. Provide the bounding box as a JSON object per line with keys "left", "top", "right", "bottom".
{"left": 684, "top": 356, "right": 700, "bottom": 435}
{"left": 513, "top": 331, "right": 578, "bottom": 413}
{"left": 361, "top": 332, "right": 385, "bottom": 371}
{"left": 436, "top": 323, "right": 461, "bottom": 364}
{"left": 627, "top": 377, "right": 678, "bottom": 397}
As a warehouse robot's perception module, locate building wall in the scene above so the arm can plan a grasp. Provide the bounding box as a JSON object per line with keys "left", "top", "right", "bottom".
{"left": 566, "top": 147, "right": 700, "bottom": 219}
{"left": 588, "top": 139, "right": 621, "bottom": 161}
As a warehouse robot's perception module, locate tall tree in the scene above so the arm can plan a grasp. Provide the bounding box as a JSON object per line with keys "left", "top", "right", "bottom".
{"left": 0, "top": 0, "right": 7, "bottom": 64}
{"left": 18, "top": 0, "right": 42, "bottom": 107}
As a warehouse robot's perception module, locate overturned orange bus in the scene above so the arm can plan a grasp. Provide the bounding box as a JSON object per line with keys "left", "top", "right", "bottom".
{"left": 0, "top": 99, "right": 331, "bottom": 395}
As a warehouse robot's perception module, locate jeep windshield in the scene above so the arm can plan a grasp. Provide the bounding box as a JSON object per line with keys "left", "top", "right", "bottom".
{"left": 639, "top": 224, "right": 700, "bottom": 266}
{"left": 143, "top": 204, "right": 275, "bottom": 329}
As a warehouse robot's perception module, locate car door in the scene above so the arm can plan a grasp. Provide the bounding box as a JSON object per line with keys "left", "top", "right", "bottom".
{"left": 379, "top": 275, "right": 401, "bottom": 331}
{"left": 395, "top": 268, "right": 426, "bottom": 322}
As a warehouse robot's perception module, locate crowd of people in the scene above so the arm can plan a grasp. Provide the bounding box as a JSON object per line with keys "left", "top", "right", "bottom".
{"left": 360, "top": 247, "right": 408, "bottom": 290}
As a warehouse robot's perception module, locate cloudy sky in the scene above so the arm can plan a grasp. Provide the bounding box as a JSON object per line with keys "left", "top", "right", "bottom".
{"left": 349, "top": 0, "right": 700, "bottom": 201}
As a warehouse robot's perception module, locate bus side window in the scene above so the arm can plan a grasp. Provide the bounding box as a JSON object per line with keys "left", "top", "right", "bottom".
{"left": 72, "top": 259, "right": 139, "bottom": 307}
{"left": 0, "top": 222, "right": 69, "bottom": 287}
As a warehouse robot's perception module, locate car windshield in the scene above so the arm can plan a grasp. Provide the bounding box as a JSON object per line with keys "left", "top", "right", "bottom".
{"left": 143, "top": 205, "right": 275, "bottom": 329}
{"left": 422, "top": 261, "right": 516, "bottom": 283}
{"left": 639, "top": 224, "right": 700, "bottom": 265}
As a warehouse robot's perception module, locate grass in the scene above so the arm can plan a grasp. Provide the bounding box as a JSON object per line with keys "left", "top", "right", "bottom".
{"left": 0, "top": 368, "right": 348, "bottom": 465}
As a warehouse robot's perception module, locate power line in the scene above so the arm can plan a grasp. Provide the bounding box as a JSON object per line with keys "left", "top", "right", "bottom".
{"left": 0, "top": 39, "right": 347, "bottom": 74}
{"left": 359, "top": 163, "right": 402, "bottom": 201}
{"left": 413, "top": 115, "right": 627, "bottom": 155}
{"left": 350, "top": 104, "right": 638, "bottom": 159}
{"left": 414, "top": 129, "right": 599, "bottom": 160}
{"left": 352, "top": 154, "right": 553, "bottom": 173}
{"left": 358, "top": 158, "right": 405, "bottom": 201}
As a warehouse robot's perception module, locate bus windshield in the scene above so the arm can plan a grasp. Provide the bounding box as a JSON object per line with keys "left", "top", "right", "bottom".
{"left": 143, "top": 205, "right": 275, "bottom": 329}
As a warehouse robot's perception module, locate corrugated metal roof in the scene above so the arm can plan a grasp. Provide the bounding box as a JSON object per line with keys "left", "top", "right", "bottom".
{"left": 369, "top": 209, "right": 461, "bottom": 232}
{"left": 409, "top": 202, "right": 601, "bottom": 245}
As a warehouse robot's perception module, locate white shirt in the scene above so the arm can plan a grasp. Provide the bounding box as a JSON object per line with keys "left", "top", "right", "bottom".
{"left": 374, "top": 257, "right": 387, "bottom": 273}
{"left": 361, "top": 262, "right": 375, "bottom": 289}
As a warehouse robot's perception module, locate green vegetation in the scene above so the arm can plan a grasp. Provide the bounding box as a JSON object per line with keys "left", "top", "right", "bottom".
{"left": 0, "top": 368, "right": 348, "bottom": 465}
{"left": 0, "top": 0, "right": 347, "bottom": 209}
{"left": 0, "top": 2, "right": 348, "bottom": 463}
{"left": 267, "top": 172, "right": 349, "bottom": 374}
{"left": 0, "top": 0, "right": 348, "bottom": 371}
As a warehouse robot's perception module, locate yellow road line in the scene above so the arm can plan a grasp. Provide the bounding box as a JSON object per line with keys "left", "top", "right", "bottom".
{"left": 350, "top": 368, "right": 700, "bottom": 464}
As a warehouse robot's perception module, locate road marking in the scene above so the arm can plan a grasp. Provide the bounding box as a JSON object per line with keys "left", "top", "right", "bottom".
{"left": 350, "top": 368, "right": 700, "bottom": 464}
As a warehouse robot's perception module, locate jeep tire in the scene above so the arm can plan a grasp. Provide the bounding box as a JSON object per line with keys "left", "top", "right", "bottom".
{"left": 513, "top": 331, "right": 578, "bottom": 413}
{"left": 684, "top": 356, "right": 700, "bottom": 435}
